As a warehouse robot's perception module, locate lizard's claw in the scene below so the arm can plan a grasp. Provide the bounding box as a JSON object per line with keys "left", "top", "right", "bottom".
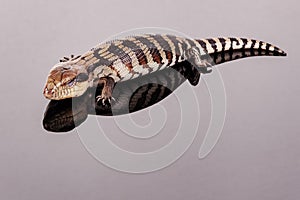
{"left": 96, "top": 95, "right": 115, "bottom": 106}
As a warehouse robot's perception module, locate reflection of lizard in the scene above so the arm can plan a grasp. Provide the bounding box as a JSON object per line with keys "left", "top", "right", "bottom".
{"left": 43, "top": 60, "right": 199, "bottom": 132}
{"left": 43, "top": 34, "right": 286, "bottom": 105}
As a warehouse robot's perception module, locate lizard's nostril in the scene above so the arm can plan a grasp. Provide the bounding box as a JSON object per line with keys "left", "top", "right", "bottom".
{"left": 43, "top": 88, "right": 52, "bottom": 98}
{"left": 43, "top": 87, "right": 48, "bottom": 94}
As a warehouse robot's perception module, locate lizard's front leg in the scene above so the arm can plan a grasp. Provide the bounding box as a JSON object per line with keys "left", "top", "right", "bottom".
{"left": 96, "top": 76, "right": 115, "bottom": 106}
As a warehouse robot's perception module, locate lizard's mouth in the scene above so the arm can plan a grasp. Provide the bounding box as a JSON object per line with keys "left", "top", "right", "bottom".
{"left": 44, "top": 86, "right": 76, "bottom": 99}
{"left": 43, "top": 82, "right": 88, "bottom": 100}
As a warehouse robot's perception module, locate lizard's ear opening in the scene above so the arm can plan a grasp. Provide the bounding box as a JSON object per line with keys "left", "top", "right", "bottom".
{"left": 76, "top": 73, "right": 89, "bottom": 82}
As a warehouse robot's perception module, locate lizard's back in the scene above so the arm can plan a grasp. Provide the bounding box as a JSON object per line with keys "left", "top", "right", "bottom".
{"left": 44, "top": 33, "right": 286, "bottom": 101}
{"left": 80, "top": 34, "right": 197, "bottom": 82}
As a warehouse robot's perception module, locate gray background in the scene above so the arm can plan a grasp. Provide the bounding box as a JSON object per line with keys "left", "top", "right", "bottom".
{"left": 0, "top": 0, "right": 299, "bottom": 199}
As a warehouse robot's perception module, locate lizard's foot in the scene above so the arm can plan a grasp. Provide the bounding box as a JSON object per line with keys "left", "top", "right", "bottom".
{"left": 197, "top": 59, "right": 213, "bottom": 74}
{"left": 184, "top": 47, "right": 213, "bottom": 74}
{"left": 96, "top": 76, "right": 115, "bottom": 106}
{"left": 59, "top": 54, "right": 81, "bottom": 62}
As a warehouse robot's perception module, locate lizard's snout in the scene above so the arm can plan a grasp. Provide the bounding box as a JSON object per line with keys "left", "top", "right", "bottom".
{"left": 43, "top": 87, "right": 53, "bottom": 99}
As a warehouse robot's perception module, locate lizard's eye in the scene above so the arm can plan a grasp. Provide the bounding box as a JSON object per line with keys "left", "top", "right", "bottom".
{"left": 67, "top": 78, "right": 76, "bottom": 87}
{"left": 76, "top": 73, "right": 88, "bottom": 82}
{"left": 63, "top": 66, "right": 71, "bottom": 70}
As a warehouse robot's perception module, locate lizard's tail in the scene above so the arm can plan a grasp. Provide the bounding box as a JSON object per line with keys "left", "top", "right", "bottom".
{"left": 195, "top": 37, "right": 287, "bottom": 65}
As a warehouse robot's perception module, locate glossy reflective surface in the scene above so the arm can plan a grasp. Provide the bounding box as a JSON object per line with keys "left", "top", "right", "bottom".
{"left": 2, "top": 1, "right": 298, "bottom": 199}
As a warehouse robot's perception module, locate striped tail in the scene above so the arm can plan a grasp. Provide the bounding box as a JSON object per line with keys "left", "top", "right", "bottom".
{"left": 196, "top": 37, "right": 287, "bottom": 65}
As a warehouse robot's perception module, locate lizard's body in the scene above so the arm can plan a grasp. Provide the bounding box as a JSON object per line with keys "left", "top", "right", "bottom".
{"left": 43, "top": 34, "right": 286, "bottom": 103}
{"left": 43, "top": 61, "right": 194, "bottom": 132}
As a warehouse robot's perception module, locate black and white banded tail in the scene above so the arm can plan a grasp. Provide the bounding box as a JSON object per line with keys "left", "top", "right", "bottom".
{"left": 196, "top": 37, "right": 287, "bottom": 65}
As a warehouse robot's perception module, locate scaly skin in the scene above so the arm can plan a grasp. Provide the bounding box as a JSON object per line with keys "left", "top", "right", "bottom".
{"left": 43, "top": 34, "right": 287, "bottom": 104}
{"left": 43, "top": 61, "right": 195, "bottom": 132}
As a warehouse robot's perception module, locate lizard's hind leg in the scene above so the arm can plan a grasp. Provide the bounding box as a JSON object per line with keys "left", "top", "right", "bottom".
{"left": 184, "top": 47, "right": 213, "bottom": 74}
{"left": 171, "top": 60, "right": 201, "bottom": 86}
{"left": 173, "top": 47, "right": 214, "bottom": 86}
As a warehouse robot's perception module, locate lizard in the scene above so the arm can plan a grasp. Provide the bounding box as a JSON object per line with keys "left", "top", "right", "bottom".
{"left": 43, "top": 60, "right": 198, "bottom": 132}
{"left": 43, "top": 34, "right": 287, "bottom": 105}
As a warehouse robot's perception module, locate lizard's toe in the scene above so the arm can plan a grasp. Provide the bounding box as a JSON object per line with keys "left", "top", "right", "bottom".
{"left": 96, "top": 95, "right": 113, "bottom": 106}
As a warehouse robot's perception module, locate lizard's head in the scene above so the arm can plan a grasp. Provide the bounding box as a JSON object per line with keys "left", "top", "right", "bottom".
{"left": 43, "top": 63, "right": 90, "bottom": 100}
